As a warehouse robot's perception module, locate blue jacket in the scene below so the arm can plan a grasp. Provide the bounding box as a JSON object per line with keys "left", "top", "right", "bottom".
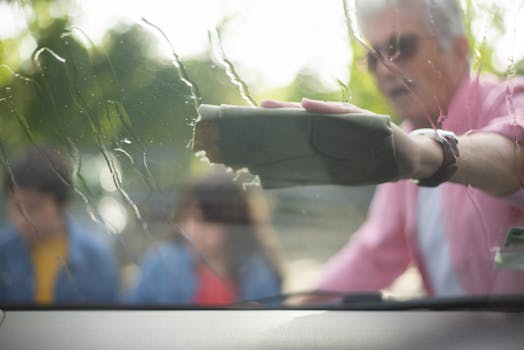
{"left": 129, "top": 240, "right": 281, "bottom": 304}
{"left": 0, "top": 220, "right": 118, "bottom": 304}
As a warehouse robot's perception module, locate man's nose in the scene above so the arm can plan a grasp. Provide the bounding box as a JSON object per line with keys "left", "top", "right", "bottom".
{"left": 373, "top": 57, "right": 396, "bottom": 79}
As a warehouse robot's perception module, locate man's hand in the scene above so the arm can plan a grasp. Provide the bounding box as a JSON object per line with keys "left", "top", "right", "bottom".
{"left": 261, "top": 98, "right": 372, "bottom": 114}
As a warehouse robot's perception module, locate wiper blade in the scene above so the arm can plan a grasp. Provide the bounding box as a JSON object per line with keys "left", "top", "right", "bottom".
{"left": 369, "top": 294, "right": 524, "bottom": 312}
{"left": 2, "top": 294, "right": 522, "bottom": 311}
{"left": 236, "top": 290, "right": 384, "bottom": 307}
{"left": 239, "top": 291, "right": 524, "bottom": 312}
{"left": 318, "top": 294, "right": 524, "bottom": 311}
{"left": 340, "top": 292, "right": 383, "bottom": 305}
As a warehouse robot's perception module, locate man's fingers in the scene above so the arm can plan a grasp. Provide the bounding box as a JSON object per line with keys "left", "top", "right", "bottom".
{"left": 260, "top": 98, "right": 375, "bottom": 116}
{"left": 301, "top": 98, "right": 372, "bottom": 114}
{"left": 260, "top": 100, "right": 303, "bottom": 109}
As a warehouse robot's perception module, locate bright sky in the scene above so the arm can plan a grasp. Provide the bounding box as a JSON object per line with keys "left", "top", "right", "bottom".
{"left": 2, "top": 0, "right": 524, "bottom": 90}
{"left": 74, "top": 0, "right": 352, "bottom": 90}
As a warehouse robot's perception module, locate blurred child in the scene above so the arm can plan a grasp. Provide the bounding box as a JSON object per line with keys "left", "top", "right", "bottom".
{"left": 129, "top": 172, "right": 282, "bottom": 305}
{"left": 0, "top": 146, "right": 118, "bottom": 304}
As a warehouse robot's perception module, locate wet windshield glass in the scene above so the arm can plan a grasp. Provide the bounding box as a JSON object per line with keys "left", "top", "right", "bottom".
{"left": 0, "top": 0, "right": 523, "bottom": 307}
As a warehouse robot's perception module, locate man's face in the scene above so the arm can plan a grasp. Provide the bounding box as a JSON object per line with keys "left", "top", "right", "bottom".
{"left": 363, "top": 6, "right": 467, "bottom": 127}
{"left": 9, "top": 189, "right": 64, "bottom": 242}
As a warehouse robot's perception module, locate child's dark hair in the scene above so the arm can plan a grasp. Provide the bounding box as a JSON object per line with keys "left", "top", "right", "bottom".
{"left": 3, "top": 145, "right": 72, "bottom": 206}
{"left": 174, "top": 172, "right": 282, "bottom": 284}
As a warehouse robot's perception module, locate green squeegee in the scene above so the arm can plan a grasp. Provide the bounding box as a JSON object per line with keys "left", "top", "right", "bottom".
{"left": 193, "top": 104, "right": 399, "bottom": 188}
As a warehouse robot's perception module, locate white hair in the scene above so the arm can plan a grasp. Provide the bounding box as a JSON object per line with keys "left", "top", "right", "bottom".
{"left": 355, "top": 0, "right": 466, "bottom": 48}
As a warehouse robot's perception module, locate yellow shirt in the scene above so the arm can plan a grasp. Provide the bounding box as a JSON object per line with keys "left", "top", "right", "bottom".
{"left": 29, "top": 234, "right": 69, "bottom": 304}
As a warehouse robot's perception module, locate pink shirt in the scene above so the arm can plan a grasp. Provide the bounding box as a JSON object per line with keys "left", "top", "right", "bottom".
{"left": 317, "top": 73, "right": 524, "bottom": 296}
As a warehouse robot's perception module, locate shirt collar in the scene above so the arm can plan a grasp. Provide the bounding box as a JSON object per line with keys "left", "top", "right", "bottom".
{"left": 441, "top": 72, "right": 480, "bottom": 133}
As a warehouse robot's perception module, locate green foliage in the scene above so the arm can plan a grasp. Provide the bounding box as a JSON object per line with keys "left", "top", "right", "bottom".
{"left": 345, "top": 38, "right": 393, "bottom": 119}
{"left": 463, "top": 0, "right": 505, "bottom": 75}
{"left": 0, "top": 3, "right": 245, "bottom": 189}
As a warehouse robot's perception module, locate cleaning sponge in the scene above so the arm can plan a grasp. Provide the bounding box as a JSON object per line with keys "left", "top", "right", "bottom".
{"left": 193, "top": 104, "right": 399, "bottom": 188}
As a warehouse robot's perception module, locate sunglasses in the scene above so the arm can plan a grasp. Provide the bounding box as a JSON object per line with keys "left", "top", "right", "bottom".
{"left": 366, "top": 34, "right": 419, "bottom": 72}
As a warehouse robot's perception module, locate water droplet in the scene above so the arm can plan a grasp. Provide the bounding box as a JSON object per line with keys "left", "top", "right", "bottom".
{"left": 194, "top": 150, "right": 210, "bottom": 164}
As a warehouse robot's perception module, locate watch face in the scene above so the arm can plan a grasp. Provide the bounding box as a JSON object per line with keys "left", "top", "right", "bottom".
{"left": 411, "top": 128, "right": 460, "bottom": 187}
{"left": 436, "top": 130, "right": 459, "bottom": 142}
{"left": 409, "top": 128, "right": 459, "bottom": 144}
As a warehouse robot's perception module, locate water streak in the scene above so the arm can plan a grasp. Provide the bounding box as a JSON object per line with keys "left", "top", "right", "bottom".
{"left": 53, "top": 39, "right": 155, "bottom": 243}
{"left": 114, "top": 147, "right": 135, "bottom": 164}
{"left": 61, "top": 28, "right": 119, "bottom": 107}
{"left": 4, "top": 88, "right": 98, "bottom": 225}
{"left": 64, "top": 138, "right": 106, "bottom": 226}
{"left": 337, "top": 79, "right": 352, "bottom": 103}
{"left": 209, "top": 28, "right": 257, "bottom": 107}
{"left": 107, "top": 100, "right": 160, "bottom": 192}
{"left": 33, "top": 47, "right": 66, "bottom": 64}
{"left": 141, "top": 18, "right": 202, "bottom": 118}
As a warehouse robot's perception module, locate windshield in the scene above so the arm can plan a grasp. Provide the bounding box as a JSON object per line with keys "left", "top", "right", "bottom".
{"left": 0, "top": 0, "right": 523, "bottom": 308}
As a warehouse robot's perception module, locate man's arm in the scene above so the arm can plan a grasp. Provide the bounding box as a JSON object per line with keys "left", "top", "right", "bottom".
{"left": 262, "top": 98, "right": 523, "bottom": 197}
{"left": 408, "top": 129, "right": 523, "bottom": 196}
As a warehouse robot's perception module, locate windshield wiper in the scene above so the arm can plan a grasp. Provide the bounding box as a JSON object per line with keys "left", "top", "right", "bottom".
{"left": 364, "top": 294, "right": 524, "bottom": 312}
{"left": 239, "top": 291, "right": 524, "bottom": 311}
{"left": 2, "top": 293, "right": 522, "bottom": 311}
{"left": 236, "top": 290, "right": 384, "bottom": 307}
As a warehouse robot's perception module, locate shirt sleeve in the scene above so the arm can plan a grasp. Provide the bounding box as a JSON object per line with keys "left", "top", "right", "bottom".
{"left": 481, "top": 114, "right": 524, "bottom": 143}
{"left": 480, "top": 86, "right": 524, "bottom": 205}
{"left": 316, "top": 182, "right": 412, "bottom": 292}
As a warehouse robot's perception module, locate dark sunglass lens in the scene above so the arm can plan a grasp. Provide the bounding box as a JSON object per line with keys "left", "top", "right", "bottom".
{"left": 367, "top": 34, "right": 418, "bottom": 71}
{"left": 396, "top": 35, "right": 418, "bottom": 61}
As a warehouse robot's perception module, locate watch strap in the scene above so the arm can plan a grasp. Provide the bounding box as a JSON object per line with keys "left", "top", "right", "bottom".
{"left": 414, "top": 129, "right": 459, "bottom": 187}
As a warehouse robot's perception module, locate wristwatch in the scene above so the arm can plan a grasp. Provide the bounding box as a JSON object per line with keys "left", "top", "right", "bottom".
{"left": 410, "top": 128, "right": 460, "bottom": 187}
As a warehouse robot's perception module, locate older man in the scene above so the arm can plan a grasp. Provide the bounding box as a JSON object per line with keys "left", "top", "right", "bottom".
{"left": 263, "top": 0, "right": 524, "bottom": 296}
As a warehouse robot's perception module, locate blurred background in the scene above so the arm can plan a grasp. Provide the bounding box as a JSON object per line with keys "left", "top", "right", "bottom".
{"left": 1, "top": 0, "right": 523, "bottom": 298}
